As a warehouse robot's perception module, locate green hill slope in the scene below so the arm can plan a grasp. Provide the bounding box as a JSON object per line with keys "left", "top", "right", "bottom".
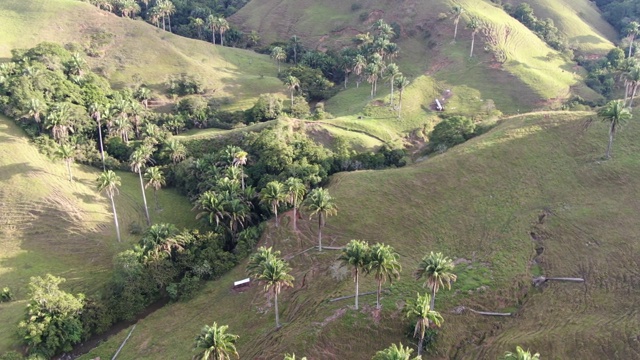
{"left": 81, "top": 110, "right": 640, "bottom": 359}
{"left": 0, "top": 0, "right": 283, "bottom": 109}
{"left": 0, "top": 115, "right": 195, "bottom": 353}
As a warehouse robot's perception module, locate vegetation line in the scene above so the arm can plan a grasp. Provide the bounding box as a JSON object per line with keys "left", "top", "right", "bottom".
{"left": 111, "top": 324, "right": 136, "bottom": 360}
{"left": 305, "top": 120, "right": 390, "bottom": 145}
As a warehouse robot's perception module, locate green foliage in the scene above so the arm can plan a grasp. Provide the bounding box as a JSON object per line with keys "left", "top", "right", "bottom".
{"left": 166, "top": 73, "right": 204, "bottom": 96}
{"left": 0, "top": 351, "right": 24, "bottom": 360}
{"left": 0, "top": 287, "right": 12, "bottom": 302}
{"left": 193, "top": 322, "right": 239, "bottom": 360}
{"left": 372, "top": 343, "right": 420, "bottom": 360}
{"left": 429, "top": 116, "right": 477, "bottom": 151}
{"left": 251, "top": 94, "right": 283, "bottom": 122}
{"left": 508, "top": 3, "right": 567, "bottom": 51}
{"left": 501, "top": 345, "right": 540, "bottom": 360}
{"left": 290, "top": 96, "right": 310, "bottom": 119}
{"left": 281, "top": 66, "right": 336, "bottom": 101}
{"left": 18, "top": 275, "right": 85, "bottom": 358}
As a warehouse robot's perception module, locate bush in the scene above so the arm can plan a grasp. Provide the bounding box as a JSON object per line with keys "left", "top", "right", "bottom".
{"left": 251, "top": 94, "right": 283, "bottom": 122}
{"left": 429, "top": 115, "right": 477, "bottom": 150}
{"left": 0, "top": 287, "right": 13, "bottom": 302}
{"left": 351, "top": 3, "right": 362, "bottom": 11}
{"left": 0, "top": 351, "right": 24, "bottom": 360}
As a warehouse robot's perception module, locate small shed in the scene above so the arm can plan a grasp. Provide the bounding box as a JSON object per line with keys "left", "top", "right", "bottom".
{"left": 233, "top": 277, "right": 251, "bottom": 289}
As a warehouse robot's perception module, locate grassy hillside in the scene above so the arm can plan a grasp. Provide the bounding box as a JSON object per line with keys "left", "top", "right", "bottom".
{"left": 0, "top": 115, "right": 195, "bottom": 353}
{"left": 509, "top": 0, "right": 617, "bottom": 54}
{"left": 0, "top": 0, "right": 284, "bottom": 110}
{"left": 81, "top": 110, "right": 640, "bottom": 359}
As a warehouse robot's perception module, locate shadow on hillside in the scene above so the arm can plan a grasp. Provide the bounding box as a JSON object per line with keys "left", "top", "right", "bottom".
{"left": 573, "top": 35, "right": 605, "bottom": 45}
{"left": 0, "top": 163, "right": 47, "bottom": 181}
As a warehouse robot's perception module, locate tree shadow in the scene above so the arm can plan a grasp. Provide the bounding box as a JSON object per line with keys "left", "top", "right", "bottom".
{"left": 0, "top": 163, "right": 48, "bottom": 182}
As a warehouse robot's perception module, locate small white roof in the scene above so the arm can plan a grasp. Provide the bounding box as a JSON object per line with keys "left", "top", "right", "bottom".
{"left": 234, "top": 278, "right": 250, "bottom": 287}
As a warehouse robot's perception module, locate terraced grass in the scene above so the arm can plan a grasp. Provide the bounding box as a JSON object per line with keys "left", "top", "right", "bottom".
{"left": 0, "top": 115, "right": 195, "bottom": 353}
{"left": 82, "top": 110, "right": 640, "bottom": 359}
{"left": 0, "top": 0, "right": 284, "bottom": 108}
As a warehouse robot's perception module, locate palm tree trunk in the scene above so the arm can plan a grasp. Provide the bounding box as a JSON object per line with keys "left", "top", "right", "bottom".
{"left": 291, "top": 90, "right": 294, "bottom": 110}
{"left": 109, "top": 194, "right": 121, "bottom": 242}
{"left": 624, "top": 80, "right": 630, "bottom": 106}
{"left": 629, "top": 35, "right": 635, "bottom": 58}
{"left": 370, "top": 82, "right": 374, "bottom": 99}
{"left": 275, "top": 290, "right": 280, "bottom": 327}
{"left": 154, "top": 189, "right": 159, "bottom": 210}
{"left": 318, "top": 215, "right": 323, "bottom": 251}
{"left": 277, "top": 60, "right": 281, "bottom": 73}
{"left": 162, "top": 15, "right": 166, "bottom": 31}
{"left": 390, "top": 79, "right": 394, "bottom": 107}
{"left": 344, "top": 74, "right": 348, "bottom": 89}
{"left": 398, "top": 90, "right": 403, "bottom": 118}
{"left": 168, "top": 15, "right": 172, "bottom": 33}
{"left": 240, "top": 168, "right": 245, "bottom": 190}
{"left": 454, "top": 20, "right": 459, "bottom": 41}
{"left": 418, "top": 335, "right": 424, "bottom": 355}
{"left": 630, "top": 84, "right": 638, "bottom": 107}
{"left": 66, "top": 160, "right": 73, "bottom": 182}
{"left": 430, "top": 287, "right": 436, "bottom": 310}
{"left": 376, "top": 279, "right": 382, "bottom": 309}
{"left": 97, "top": 123, "right": 106, "bottom": 171}
{"left": 605, "top": 121, "right": 615, "bottom": 159}
{"left": 220, "top": 30, "right": 224, "bottom": 47}
{"left": 374, "top": 79, "right": 378, "bottom": 96}
{"left": 273, "top": 203, "right": 278, "bottom": 227}
{"left": 470, "top": 33, "right": 476, "bottom": 57}
{"left": 292, "top": 204, "right": 297, "bottom": 232}
{"left": 138, "top": 170, "right": 151, "bottom": 226}
{"left": 355, "top": 269, "right": 359, "bottom": 310}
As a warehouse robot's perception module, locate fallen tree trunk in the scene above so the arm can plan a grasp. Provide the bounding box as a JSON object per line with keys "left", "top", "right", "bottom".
{"left": 328, "top": 290, "right": 380, "bottom": 302}
{"left": 452, "top": 306, "right": 511, "bottom": 316}
{"left": 533, "top": 276, "right": 585, "bottom": 287}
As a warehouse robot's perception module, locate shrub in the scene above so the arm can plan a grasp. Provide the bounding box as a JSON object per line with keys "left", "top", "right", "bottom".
{"left": 429, "top": 115, "right": 477, "bottom": 150}
{"left": 0, "top": 287, "right": 13, "bottom": 302}
{"left": 351, "top": 3, "right": 362, "bottom": 11}
{"left": 251, "top": 94, "right": 283, "bottom": 122}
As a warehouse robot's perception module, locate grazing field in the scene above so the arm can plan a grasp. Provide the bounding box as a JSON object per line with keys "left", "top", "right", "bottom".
{"left": 82, "top": 110, "right": 640, "bottom": 359}
{"left": 0, "top": 0, "right": 284, "bottom": 109}
{"left": 0, "top": 116, "right": 195, "bottom": 354}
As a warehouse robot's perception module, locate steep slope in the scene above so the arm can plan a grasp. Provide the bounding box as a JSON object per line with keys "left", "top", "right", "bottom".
{"left": 0, "top": 115, "right": 195, "bottom": 353}
{"left": 82, "top": 110, "right": 640, "bottom": 359}
{"left": 232, "top": 0, "right": 611, "bottom": 114}
{"left": 0, "top": 0, "right": 283, "bottom": 109}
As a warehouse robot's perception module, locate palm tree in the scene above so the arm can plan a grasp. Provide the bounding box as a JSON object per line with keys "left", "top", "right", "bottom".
{"left": 26, "top": 98, "right": 46, "bottom": 132}
{"left": 338, "top": 239, "right": 370, "bottom": 310}
{"left": 394, "top": 76, "right": 410, "bottom": 118}
{"left": 247, "top": 246, "right": 281, "bottom": 277}
{"left": 232, "top": 151, "right": 248, "bottom": 190}
{"left": 625, "top": 21, "right": 640, "bottom": 58}
{"left": 414, "top": 252, "right": 457, "bottom": 310}
{"left": 404, "top": 293, "right": 443, "bottom": 356}
{"left": 372, "top": 343, "right": 421, "bottom": 360}
{"left": 192, "top": 322, "right": 239, "bottom": 360}
{"left": 260, "top": 181, "right": 287, "bottom": 227}
{"left": 353, "top": 54, "right": 367, "bottom": 88}
{"left": 467, "top": 17, "right": 479, "bottom": 58}
{"left": 255, "top": 257, "right": 294, "bottom": 328}
{"left": 384, "top": 63, "right": 400, "bottom": 107}
{"left": 136, "top": 87, "right": 152, "bottom": 109}
{"left": 216, "top": 17, "right": 229, "bottom": 47}
{"left": 367, "top": 243, "right": 402, "bottom": 309}
{"left": 207, "top": 14, "right": 217, "bottom": 44}
{"left": 162, "top": 138, "right": 187, "bottom": 164}
{"left": 192, "top": 17, "right": 205, "bottom": 39}
{"left": 194, "top": 191, "right": 227, "bottom": 228}
{"left": 54, "top": 143, "right": 76, "bottom": 182}
{"left": 271, "top": 47, "right": 286, "bottom": 73}
{"left": 160, "top": 0, "right": 176, "bottom": 32}
{"left": 452, "top": 5, "right": 464, "bottom": 42}
{"left": 283, "top": 76, "right": 300, "bottom": 110}
{"left": 289, "top": 35, "right": 301, "bottom": 64}
{"left": 144, "top": 167, "right": 165, "bottom": 211}
{"left": 46, "top": 103, "right": 72, "bottom": 143}
{"left": 501, "top": 346, "right": 540, "bottom": 360}
{"left": 625, "top": 66, "right": 640, "bottom": 107}
{"left": 97, "top": 170, "right": 122, "bottom": 242}
{"left": 284, "top": 178, "right": 306, "bottom": 232}
{"left": 224, "top": 198, "right": 250, "bottom": 236}
{"left": 130, "top": 146, "right": 153, "bottom": 226}
{"left": 89, "top": 102, "right": 106, "bottom": 170}
{"left": 305, "top": 188, "right": 337, "bottom": 251}
{"left": 598, "top": 100, "right": 632, "bottom": 159}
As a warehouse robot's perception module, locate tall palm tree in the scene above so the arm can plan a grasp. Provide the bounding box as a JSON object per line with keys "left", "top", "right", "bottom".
{"left": 284, "top": 177, "right": 306, "bottom": 232}
{"left": 338, "top": 239, "right": 370, "bottom": 310}
{"left": 194, "top": 191, "right": 227, "bottom": 228}
{"left": 625, "top": 66, "right": 640, "bottom": 107}
{"left": 89, "top": 102, "right": 106, "bottom": 170}
{"left": 192, "top": 17, "right": 205, "bottom": 39}
{"left": 501, "top": 346, "right": 540, "bottom": 360}
{"left": 207, "top": 14, "right": 217, "bottom": 44}
{"left": 224, "top": 198, "right": 250, "bottom": 236}
{"left": 271, "top": 47, "right": 286, "bottom": 73}
{"left": 260, "top": 181, "right": 287, "bottom": 227}
{"left": 46, "top": 103, "right": 72, "bottom": 143}
{"left": 365, "top": 62, "right": 380, "bottom": 99}
{"left": 305, "top": 188, "right": 337, "bottom": 251}
{"left": 452, "top": 5, "right": 464, "bottom": 42}
{"left": 598, "top": 99, "right": 632, "bottom": 159}
{"left": 54, "top": 143, "right": 76, "bottom": 182}
{"left": 384, "top": 64, "right": 400, "bottom": 107}
{"left": 192, "top": 322, "right": 239, "bottom": 360}
{"left": 283, "top": 76, "right": 300, "bottom": 110}
{"left": 404, "top": 293, "right": 443, "bottom": 355}
{"left": 130, "top": 146, "right": 153, "bottom": 226}
{"left": 232, "top": 150, "right": 248, "bottom": 190}
{"left": 394, "top": 76, "right": 410, "bottom": 118}
{"left": 216, "top": 17, "right": 229, "bottom": 47}
{"left": 414, "top": 252, "right": 457, "bottom": 310}
{"left": 367, "top": 243, "right": 402, "bottom": 309}
{"left": 289, "top": 35, "right": 301, "bottom": 64}
{"left": 144, "top": 167, "right": 165, "bottom": 210}
{"left": 255, "top": 257, "right": 294, "bottom": 328}
{"left": 97, "top": 170, "right": 122, "bottom": 242}
{"left": 162, "top": 138, "right": 187, "bottom": 164}
{"left": 353, "top": 54, "right": 367, "bottom": 88}
{"left": 467, "top": 17, "right": 479, "bottom": 58}
{"left": 625, "top": 21, "right": 640, "bottom": 58}
{"left": 247, "top": 246, "right": 280, "bottom": 277}
{"left": 372, "top": 343, "right": 421, "bottom": 360}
